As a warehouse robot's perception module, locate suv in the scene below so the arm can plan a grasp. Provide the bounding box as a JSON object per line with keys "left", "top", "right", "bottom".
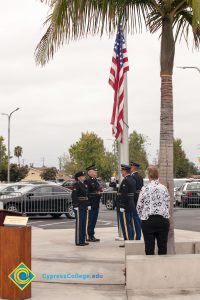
{"left": 175, "top": 181, "right": 200, "bottom": 208}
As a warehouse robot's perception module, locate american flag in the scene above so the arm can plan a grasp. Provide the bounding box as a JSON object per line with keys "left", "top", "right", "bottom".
{"left": 109, "top": 26, "right": 129, "bottom": 143}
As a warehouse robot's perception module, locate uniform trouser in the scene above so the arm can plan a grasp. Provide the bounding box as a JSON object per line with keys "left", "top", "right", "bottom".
{"left": 119, "top": 211, "right": 134, "bottom": 240}
{"left": 141, "top": 215, "right": 170, "bottom": 255}
{"left": 74, "top": 208, "right": 88, "bottom": 244}
{"left": 132, "top": 208, "right": 141, "bottom": 240}
{"left": 87, "top": 208, "right": 99, "bottom": 239}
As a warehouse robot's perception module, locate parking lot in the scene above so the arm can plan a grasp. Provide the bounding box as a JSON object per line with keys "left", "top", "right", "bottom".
{"left": 28, "top": 208, "right": 200, "bottom": 232}
{"left": 28, "top": 211, "right": 118, "bottom": 230}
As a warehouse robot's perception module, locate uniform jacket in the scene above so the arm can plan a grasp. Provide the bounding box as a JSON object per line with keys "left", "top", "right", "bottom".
{"left": 131, "top": 172, "right": 144, "bottom": 205}
{"left": 72, "top": 180, "right": 90, "bottom": 210}
{"left": 85, "top": 177, "right": 102, "bottom": 209}
{"left": 119, "top": 175, "right": 136, "bottom": 212}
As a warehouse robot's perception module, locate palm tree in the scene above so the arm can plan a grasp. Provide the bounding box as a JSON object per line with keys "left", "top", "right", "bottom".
{"left": 14, "top": 146, "right": 23, "bottom": 167}
{"left": 35, "top": 1, "right": 200, "bottom": 253}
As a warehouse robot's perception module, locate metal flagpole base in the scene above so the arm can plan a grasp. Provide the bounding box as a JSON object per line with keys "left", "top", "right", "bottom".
{"left": 116, "top": 211, "right": 123, "bottom": 241}
{"left": 115, "top": 236, "right": 124, "bottom": 241}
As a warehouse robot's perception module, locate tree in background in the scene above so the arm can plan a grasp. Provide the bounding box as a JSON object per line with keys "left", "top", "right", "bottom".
{"left": 41, "top": 167, "right": 58, "bottom": 181}
{"left": 174, "top": 138, "right": 198, "bottom": 178}
{"left": 189, "top": 162, "right": 199, "bottom": 176}
{"left": 0, "top": 164, "right": 29, "bottom": 182}
{"left": 129, "top": 131, "right": 149, "bottom": 177}
{"left": 0, "top": 138, "right": 28, "bottom": 182}
{"left": 69, "top": 132, "right": 105, "bottom": 169}
{"left": 0, "top": 137, "right": 8, "bottom": 181}
{"left": 10, "top": 164, "right": 29, "bottom": 182}
{"left": 68, "top": 132, "right": 116, "bottom": 181}
{"left": 14, "top": 146, "right": 23, "bottom": 167}
{"left": 99, "top": 151, "right": 116, "bottom": 181}
{"left": 64, "top": 131, "right": 149, "bottom": 181}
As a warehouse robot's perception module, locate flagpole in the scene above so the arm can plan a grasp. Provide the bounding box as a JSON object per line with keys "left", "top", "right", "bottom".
{"left": 119, "top": 26, "right": 129, "bottom": 183}
{"left": 117, "top": 23, "right": 129, "bottom": 240}
{"left": 109, "top": 18, "right": 129, "bottom": 240}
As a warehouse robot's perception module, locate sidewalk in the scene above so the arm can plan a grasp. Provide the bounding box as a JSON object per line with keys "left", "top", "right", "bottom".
{"left": 2, "top": 226, "right": 200, "bottom": 299}
{"left": 31, "top": 226, "right": 126, "bottom": 299}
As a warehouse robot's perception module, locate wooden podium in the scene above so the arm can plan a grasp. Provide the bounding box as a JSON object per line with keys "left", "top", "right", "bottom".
{"left": 0, "top": 211, "right": 31, "bottom": 300}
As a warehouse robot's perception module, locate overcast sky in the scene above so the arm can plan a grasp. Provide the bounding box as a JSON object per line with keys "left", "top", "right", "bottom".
{"left": 0, "top": 0, "right": 199, "bottom": 168}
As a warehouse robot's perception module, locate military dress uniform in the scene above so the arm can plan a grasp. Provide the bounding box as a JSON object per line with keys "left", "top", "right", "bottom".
{"left": 130, "top": 161, "right": 144, "bottom": 240}
{"left": 118, "top": 165, "right": 136, "bottom": 240}
{"left": 85, "top": 165, "right": 101, "bottom": 242}
{"left": 72, "top": 172, "right": 90, "bottom": 246}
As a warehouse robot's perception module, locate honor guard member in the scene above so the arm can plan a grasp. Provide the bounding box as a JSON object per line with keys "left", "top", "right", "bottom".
{"left": 130, "top": 161, "right": 144, "bottom": 240}
{"left": 85, "top": 164, "right": 101, "bottom": 242}
{"left": 118, "top": 164, "right": 136, "bottom": 243}
{"left": 72, "top": 171, "right": 90, "bottom": 246}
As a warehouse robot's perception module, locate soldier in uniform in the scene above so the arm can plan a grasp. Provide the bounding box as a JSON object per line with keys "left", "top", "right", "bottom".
{"left": 130, "top": 161, "right": 144, "bottom": 240}
{"left": 72, "top": 171, "right": 90, "bottom": 246}
{"left": 85, "top": 164, "right": 101, "bottom": 242}
{"left": 118, "top": 164, "right": 136, "bottom": 243}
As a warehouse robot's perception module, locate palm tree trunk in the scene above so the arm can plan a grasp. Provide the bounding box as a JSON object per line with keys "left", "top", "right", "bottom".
{"left": 18, "top": 157, "right": 20, "bottom": 168}
{"left": 159, "top": 15, "right": 175, "bottom": 254}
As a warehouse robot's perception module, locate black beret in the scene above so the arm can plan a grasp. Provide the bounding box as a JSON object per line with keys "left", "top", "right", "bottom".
{"left": 121, "top": 164, "right": 131, "bottom": 171}
{"left": 86, "top": 164, "right": 97, "bottom": 171}
{"left": 130, "top": 161, "right": 140, "bottom": 168}
{"left": 74, "top": 171, "right": 85, "bottom": 179}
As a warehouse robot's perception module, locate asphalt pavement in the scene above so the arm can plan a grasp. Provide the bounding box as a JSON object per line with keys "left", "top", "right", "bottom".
{"left": 28, "top": 208, "right": 200, "bottom": 231}
{"left": 174, "top": 208, "right": 200, "bottom": 232}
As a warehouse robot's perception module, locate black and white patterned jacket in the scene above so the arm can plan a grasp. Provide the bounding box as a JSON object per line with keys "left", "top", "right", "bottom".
{"left": 136, "top": 180, "right": 170, "bottom": 220}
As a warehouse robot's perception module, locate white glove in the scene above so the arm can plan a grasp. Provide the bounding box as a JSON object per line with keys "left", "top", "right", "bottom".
{"left": 88, "top": 206, "right": 91, "bottom": 211}
{"left": 74, "top": 207, "right": 78, "bottom": 211}
{"left": 120, "top": 208, "right": 125, "bottom": 213}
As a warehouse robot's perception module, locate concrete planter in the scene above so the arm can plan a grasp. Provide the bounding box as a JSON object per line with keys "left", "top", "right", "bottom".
{"left": 125, "top": 241, "right": 200, "bottom": 292}
{"left": 126, "top": 254, "right": 200, "bottom": 290}
{"left": 125, "top": 240, "right": 200, "bottom": 256}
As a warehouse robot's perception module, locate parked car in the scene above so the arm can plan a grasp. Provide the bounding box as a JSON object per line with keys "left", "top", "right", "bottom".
{"left": 0, "top": 183, "right": 33, "bottom": 195}
{"left": 62, "top": 181, "right": 75, "bottom": 191}
{"left": 20, "top": 180, "right": 57, "bottom": 185}
{"left": 175, "top": 181, "right": 200, "bottom": 207}
{"left": 102, "top": 186, "right": 117, "bottom": 210}
{"left": 173, "top": 178, "right": 188, "bottom": 197}
{"left": 0, "top": 184, "right": 75, "bottom": 219}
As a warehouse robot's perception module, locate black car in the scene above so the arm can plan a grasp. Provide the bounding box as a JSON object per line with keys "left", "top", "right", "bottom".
{"left": 0, "top": 184, "right": 75, "bottom": 219}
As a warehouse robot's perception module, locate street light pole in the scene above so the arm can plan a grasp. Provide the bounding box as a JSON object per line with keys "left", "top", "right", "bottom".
{"left": 177, "top": 66, "right": 200, "bottom": 74}
{"left": 1, "top": 108, "right": 20, "bottom": 183}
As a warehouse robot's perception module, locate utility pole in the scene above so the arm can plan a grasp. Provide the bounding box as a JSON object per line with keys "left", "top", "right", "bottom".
{"left": 1, "top": 108, "right": 20, "bottom": 183}
{"left": 58, "top": 157, "right": 62, "bottom": 171}
{"left": 41, "top": 157, "right": 45, "bottom": 168}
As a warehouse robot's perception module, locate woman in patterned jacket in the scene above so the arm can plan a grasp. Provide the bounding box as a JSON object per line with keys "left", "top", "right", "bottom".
{"left": 136, "top": 165, "right": 170, "bottom": 255}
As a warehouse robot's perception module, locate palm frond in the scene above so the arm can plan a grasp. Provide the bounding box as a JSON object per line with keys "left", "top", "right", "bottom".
{"left": 146, "top": 9, "right": 163, "bottom": 33}
{"left": 173, "top": 9, "right": 200, "bottom": 48}
{"left": 35, "top": 0, "right": 200, "bottom": 66}
{"left": 35, "top": 0, "right": 154, "bottom": 66}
